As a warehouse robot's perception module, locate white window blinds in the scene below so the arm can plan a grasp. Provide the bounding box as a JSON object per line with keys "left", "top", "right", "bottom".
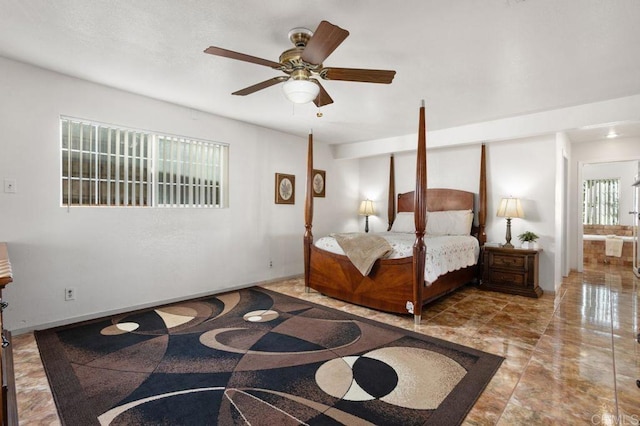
{"left": 157, "top": 136, "right": 224, "bottom": 207}
{"left": 61, "top": 117, "right": 228, "bottom": 208}
{"left": 583, "top": 178, "right": 619, "bottom": 225}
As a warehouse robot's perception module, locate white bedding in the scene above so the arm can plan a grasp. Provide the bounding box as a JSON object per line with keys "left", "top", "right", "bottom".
{"left": 315, "top": 232, "right": 480, "bottom": 284}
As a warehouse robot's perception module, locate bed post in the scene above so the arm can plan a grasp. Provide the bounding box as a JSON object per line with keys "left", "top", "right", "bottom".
{"left": 387, "top": 155, "right": 395, "bottom": 231}
{"left": 412, "top": 101, "right": 427, "bottom": 325}
{"left": 304, "top": 131, "right": 314, "bottom": 292}
{"left": 478, "top": 144, "right": 487, "bottom": 245}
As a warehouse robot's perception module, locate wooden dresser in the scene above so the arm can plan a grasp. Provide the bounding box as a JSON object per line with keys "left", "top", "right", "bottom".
{"left": 0, "top": 243, "right": 16, "bottom": 425}
{"left": 481, "top": 245, "right": 543, "bottom": 298}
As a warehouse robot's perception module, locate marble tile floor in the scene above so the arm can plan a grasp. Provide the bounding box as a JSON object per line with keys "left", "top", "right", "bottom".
{"left": 11, "top": 264, "right": 640, "bottom": 425}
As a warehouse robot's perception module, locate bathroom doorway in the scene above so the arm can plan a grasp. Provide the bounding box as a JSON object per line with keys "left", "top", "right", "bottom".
{"left": 580, "top": 160, "right": 640, "bottom": 270}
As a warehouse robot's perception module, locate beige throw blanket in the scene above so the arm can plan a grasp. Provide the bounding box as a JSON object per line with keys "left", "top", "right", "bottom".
{"left": 331, "top": 233, "right": 393, "bottom": 276}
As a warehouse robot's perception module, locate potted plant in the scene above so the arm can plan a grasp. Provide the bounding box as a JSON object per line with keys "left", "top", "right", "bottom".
{"left": 518, "top": 231, "right": 539, "bottom": 249}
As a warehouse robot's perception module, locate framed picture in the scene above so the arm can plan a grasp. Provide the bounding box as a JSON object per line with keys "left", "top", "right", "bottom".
{"left": 312, "top": 169, "right": 326, "bottom": 198}
{"left": 275, "top": 173, "right": 295, "bottom": 204}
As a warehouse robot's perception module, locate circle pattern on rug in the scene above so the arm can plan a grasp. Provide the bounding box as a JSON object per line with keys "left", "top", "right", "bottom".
{"left": 243, "top": 310, "right": 279, "bottom": 322}
{"left": 315, "top": 346, "right": 466, "bottom": 409}
{"left": 352, "top": 356, "right": 398, "bottom": 398}
{"left": 101, "top": 322, "right": 140, "bottom": 335}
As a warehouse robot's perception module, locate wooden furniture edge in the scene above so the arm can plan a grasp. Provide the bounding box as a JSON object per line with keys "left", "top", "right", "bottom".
{"left": 309, "top": 244, "right": 477, "bottom": 314}
{"left": 304, "top": 132, "right": 313, "bottom": 289}
{"left": 0, "top": 243, "right": 12, "bottom": 288}
{"left": 2, "top": 331, "right": 16, "bottom": 426}
{"left": 412, "top": 101, "right": 427, "bottom": 323}
{"left": 478, "top": 144, "right": 487, "bottom": 245}
{"left": 0, "top": 243, "right": 16, "bottom": 426}
{"left": 387, "top": 154, "right": 395, "bottom": 231}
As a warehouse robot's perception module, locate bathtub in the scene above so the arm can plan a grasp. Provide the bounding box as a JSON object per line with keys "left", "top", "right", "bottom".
{"left": 583, "top": 234, "right": 635, "bottom": 242}
{"left": 583, "top": 234, "right": 634, "bottom": 266}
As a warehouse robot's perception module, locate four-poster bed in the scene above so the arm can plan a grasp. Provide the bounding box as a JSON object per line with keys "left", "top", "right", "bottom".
{"left": 303, "top": 102, "right": 487, "bottom": 323}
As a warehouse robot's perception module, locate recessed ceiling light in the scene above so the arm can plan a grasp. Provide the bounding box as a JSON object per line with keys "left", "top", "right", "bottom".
{"left": 578, "top": 121, "right": 629, "bottom": 130}
{"left": 606, "top": 130, "right": 618, "bottom": 139}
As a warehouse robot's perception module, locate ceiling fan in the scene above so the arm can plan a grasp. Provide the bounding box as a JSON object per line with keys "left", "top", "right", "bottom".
{"left": 204, "top": 20, "right": 396, "bottom": 107}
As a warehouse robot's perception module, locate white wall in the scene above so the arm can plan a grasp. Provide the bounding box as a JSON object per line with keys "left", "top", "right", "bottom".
{"left": 0, "top": 57, "right": 356, "bottom": 332}
{"left": 359, "top": 144, "right": 484, "bottom": 233}
{"left": 359, "top": 137, "right": 559, "bottom": 293}
{"left": 569, "top": 136, "right": 640, "bottom": 270}
{"left": 487, "top": 137, "right": 558, "bottom": 292}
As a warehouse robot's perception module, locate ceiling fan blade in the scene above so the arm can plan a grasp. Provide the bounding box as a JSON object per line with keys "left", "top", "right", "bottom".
{"left": 312, "top": 80, "right": 334, "bottom": 107}
{"left": 232, "top": 77, "right": 288, "bottom": 96}
{"left": 204, "top": 46, "right": 283, "bottom": 69}
{"left": 301, "top": 20, "right": 349, "bottom": 65}
{"left": 320, "top": 67, "right": 396, "bottom": 84}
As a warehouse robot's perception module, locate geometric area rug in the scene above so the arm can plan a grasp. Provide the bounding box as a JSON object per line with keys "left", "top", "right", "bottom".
{"left": 35, "top": 287, "right": 503, "bottom": 425}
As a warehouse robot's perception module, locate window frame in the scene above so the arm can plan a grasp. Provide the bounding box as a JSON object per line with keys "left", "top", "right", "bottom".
{"left": 60, "top": 116, "right": 229, "bottom": 208}
{"left": 582, "top": 178, "right": 620, "bottom": 225}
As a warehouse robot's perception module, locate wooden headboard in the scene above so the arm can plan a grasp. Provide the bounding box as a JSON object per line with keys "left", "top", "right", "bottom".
{"left": 397, "top": 189, "right": 474, "bottom": 213}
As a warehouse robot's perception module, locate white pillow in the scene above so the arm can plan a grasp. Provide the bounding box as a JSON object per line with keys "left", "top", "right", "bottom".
{"left": 426, "top": 210, "right": 474, "bottom": 236}
{"left": 390, "top": 212, "right": 415, "bottom": 233}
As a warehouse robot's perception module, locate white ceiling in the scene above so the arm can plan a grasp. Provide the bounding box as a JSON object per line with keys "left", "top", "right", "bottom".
{"left": 1, "top": 0, "right": 640, "bottom": 145}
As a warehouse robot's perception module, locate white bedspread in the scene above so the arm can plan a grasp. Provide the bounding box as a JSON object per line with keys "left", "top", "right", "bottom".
{"left": 315, "top": 232, "right": 480, "bottom": 284}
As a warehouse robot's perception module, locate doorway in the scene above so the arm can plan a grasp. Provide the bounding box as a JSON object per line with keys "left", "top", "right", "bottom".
{"left": 579, "top": 160, "right": 640, "bottom": 271}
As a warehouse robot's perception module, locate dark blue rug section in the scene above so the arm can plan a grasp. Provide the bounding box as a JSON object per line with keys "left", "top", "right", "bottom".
{"left": 35, "top": 287, "right": 503, "bottom": 425}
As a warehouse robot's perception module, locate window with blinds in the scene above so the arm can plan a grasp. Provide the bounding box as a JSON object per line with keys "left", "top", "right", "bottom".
{"left": 61, "top": 117, "right": 228, "bottom": 208}
{"left": 156, "top": 136, "right": 224, "bottom": 207}
{"left": 583, "top": 178, "right": 619, "bottom": 225}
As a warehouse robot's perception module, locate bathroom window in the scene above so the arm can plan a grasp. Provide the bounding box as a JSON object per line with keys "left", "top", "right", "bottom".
{"left": 583, "top": 178, "right": 619, "bottom": 225}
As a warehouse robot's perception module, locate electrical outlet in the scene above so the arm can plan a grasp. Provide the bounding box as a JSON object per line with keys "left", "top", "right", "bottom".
{"left": 269, "top": 260, "right": 273, "bottom": 268}
{"left": 65, "top": 287, "right": 76, "bottom": 301}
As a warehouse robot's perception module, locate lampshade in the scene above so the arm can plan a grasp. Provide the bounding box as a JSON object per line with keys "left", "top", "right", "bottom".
{"left": 496, "top": 197, "right": 524, "bottom": 219}
{"left": 359, "top": 200, "right": 375, "bottom": 216}
{"left": 282, "top": 79, "right": 319, "bottom": 104}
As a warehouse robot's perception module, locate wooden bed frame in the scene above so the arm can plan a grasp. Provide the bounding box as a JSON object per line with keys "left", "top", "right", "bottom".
{"left": 303, "top": 103, "right": 487, "bottom": 323}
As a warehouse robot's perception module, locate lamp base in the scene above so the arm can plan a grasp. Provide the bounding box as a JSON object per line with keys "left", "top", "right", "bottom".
{"left": 364, "top": 215, "right": 369, "bottom": 233}
{"left": 503, "top": 217, "right": 513, "bottom": 248}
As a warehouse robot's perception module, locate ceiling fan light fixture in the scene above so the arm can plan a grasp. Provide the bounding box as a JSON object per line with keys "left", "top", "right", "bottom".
{"left": 282, "top": 79, "right": 319, "bottom": 104}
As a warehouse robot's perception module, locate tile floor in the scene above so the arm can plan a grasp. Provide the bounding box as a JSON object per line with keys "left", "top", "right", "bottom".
{"left": 11, "top": 264, "right": 640, "bottom": 425}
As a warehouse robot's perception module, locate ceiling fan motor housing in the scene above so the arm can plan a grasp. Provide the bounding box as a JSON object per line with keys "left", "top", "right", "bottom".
{"left": 282, "top": 28, "right": 324, "bottom": 78}
{"left": 288, "top": 28, "right": 313, "bottom": 47}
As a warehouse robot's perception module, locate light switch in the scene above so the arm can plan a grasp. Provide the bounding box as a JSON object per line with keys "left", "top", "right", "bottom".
{"left": 4, "top": 179, "right": 16, "bottom": 193}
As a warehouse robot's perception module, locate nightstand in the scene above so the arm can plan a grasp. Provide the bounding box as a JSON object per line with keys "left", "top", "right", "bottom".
{"left": 481, "top": 245, "right": 542, "bottom": 298}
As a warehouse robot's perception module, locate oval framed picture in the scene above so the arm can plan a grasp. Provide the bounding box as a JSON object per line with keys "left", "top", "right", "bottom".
{"left": 275, "top": 173, "right": 295, "bottom": 204}
{"left": 312, "top": 169, "right": 326, "bottom": 198}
